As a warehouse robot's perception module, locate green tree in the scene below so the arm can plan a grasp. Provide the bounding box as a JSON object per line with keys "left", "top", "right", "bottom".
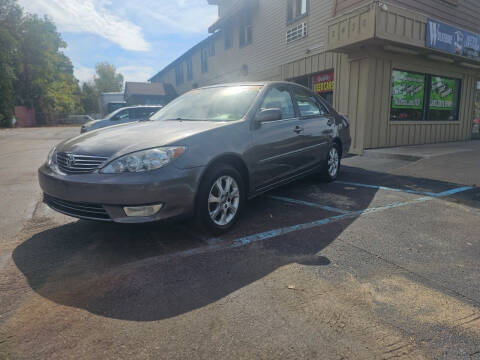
{"left": 80, "top": 81, "right": 99, "bottom": 114}
{"left": 0, "top": 0, "right": 22, "bottom": 126}
{"left": 15, "top": 13, "right": 82, "bottom": 124}
{"left": 94, "top": 62, "right": 124, "bottom": 93}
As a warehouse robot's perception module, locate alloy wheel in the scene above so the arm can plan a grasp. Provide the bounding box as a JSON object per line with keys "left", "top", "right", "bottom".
{"left": 328, "top": 147, "right": 339, "bottom": 178}
{"left": 208, "top": 175, "right": 240, "bottom": 226}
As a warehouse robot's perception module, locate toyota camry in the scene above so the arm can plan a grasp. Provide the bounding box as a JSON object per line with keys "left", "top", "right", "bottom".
{"left": 39, "top": 82, "right": 351, "bottom": 234}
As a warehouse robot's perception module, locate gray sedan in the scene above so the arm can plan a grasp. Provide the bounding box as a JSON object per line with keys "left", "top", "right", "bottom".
{"left": 80, "top": 105, "right": 163, "bottom": 133}
{"left": 39, "top": 82, "right": 351, "bottom": 234}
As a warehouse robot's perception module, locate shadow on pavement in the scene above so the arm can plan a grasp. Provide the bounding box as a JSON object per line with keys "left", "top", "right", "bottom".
{"left": 12, "top": 167, "right": 478, "bottom": 321}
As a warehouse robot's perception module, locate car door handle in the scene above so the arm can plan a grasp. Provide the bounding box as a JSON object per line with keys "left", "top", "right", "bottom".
{"left": 294, "top": 125, "right": 304, "bottom": 134}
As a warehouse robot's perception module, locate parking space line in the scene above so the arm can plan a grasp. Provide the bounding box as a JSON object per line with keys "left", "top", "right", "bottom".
{"left": 232, "top": 197, "right": 433, "bottom": 247}
{"left": 432, "top": 186, "right": 473, "bottom": 197}
{"left": 336, "top": 180, "right": 438, "bottom": 197}
{"left": 232, "top": 185, "right": 472, "bottom": 248}
{"left": 268, "top": 195, "right": 351, "bottom": 214}
{"left": 114, "top": 187, "right": 473, "bottom": 272}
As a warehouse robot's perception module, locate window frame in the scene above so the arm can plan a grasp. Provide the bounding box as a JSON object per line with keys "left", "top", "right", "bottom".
{"left": 239, "top": 9, "right": 253, "bottom": 48}
{"left": 224, "top": 23, "right": 233, "bottom": 50}
{"left": 259, "top": 85, "right": 297, "bottom": 121}
{"left": 286, "top": 0, "right": 309, "bottom": 25}
{"left": 290, "top": 86, "right": 329, "bottom": 118}
{"left": 390, "top": 68, "right": 462, "bottom": 123}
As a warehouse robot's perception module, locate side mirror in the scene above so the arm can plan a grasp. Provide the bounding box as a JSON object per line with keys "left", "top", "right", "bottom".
{"left": 255, "top": 108, "right": 282, "bottom": 123}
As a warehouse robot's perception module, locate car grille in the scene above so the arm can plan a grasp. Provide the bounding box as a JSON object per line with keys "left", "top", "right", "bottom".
{"left": 56, "top": 152, "right": 108, "bottom": 174}
{"left": 44, "top": 194, "right": 111, "bottom": 221}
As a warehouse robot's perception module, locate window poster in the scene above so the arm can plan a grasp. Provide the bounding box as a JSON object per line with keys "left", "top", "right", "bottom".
{"left": 430, "top": 76, "right": 456, "bottom": 111}
{"left": 391, "top": 71, "right": 425, "bottom": 110}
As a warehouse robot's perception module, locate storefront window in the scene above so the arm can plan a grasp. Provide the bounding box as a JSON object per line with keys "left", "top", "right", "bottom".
{"left": 391, "top": 70, "right": 425, "bottom": 121}
{"left": 289, "top": 70, "right": 335, "bottom": 105}
{"left": 427, "top": 76, "right": 461, "bottom": 121}
{"left": 390, "top": 69, "right": 461, "bottom": 122}
{"left": 313, "top": 71, "right": 334, "bottom": 105}
{"left": 473, "top": 81, "right": 480, "bottom": 139}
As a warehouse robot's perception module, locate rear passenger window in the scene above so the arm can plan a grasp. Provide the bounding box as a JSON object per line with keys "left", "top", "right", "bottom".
{"left": 259, "top": 87, "right": 295, "bottom": 119}
{"left": 293, "top": 91, "right": 326, "bottom": 116}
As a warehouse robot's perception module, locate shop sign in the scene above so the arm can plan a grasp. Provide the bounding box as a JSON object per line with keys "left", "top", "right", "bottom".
{"left": 430, "top": 77, "right": 456, "bottom": 110}
{"left": 391, "top": 71, "right": 425, "bottom": 109}
{"left": 313, "top": 71, "right": 335, "bottom": 93}
{"left": 426, "top": 19, "right": 480, "bottom": 61}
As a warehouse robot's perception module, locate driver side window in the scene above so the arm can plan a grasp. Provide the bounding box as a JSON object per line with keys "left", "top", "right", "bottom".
{"left": 259, "top": 87, "right": 295, "bottom": 120}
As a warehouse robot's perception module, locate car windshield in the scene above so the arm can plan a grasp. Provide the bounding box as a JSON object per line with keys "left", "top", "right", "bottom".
{"left": 150, "top": 85, "right": 262, "bottom": 122}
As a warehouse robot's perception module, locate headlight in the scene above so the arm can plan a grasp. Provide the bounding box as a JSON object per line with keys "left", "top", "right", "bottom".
{"left": 100, "top": 147, "right": 186, "bottom": 174}
{"left": 47, "top": 147, "right": 57, "bottom": 168}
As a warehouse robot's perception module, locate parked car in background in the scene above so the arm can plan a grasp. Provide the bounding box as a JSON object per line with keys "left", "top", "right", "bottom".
{"left": 80, "top": 105, "right": 163, "bottom": 133}
{"left": 40, "top": 82, "right": 350, "bottom": 234}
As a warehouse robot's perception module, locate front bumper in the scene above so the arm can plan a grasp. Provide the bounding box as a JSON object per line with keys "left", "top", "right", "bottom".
{"left": 38, "top": 164, "right": 204, "bottom": 223}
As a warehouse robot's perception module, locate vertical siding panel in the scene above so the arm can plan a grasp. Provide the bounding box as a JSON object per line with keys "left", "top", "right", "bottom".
{"left": 415, "top": 124, "right": 421, "bottom": 144}
{"left": 395, "top": 126, "right": 401, "bottom": 146}
{"left": 364, "top": 58, "right": 376, "bottom": 148}
{"left": 325, "top": 52, "right": 333, "bottom": 69}
{"left": 348, "top": 61, "right": 360, "bottom": 151}
{"left": 338, "top": 55, "right": 350, "bottom": 116}
{"left": 310, "top": 55, "right": 317, "bottom": 74}
{"left": 305, "top": 56, "right": 312, "bottom": 75}
{"left": 381, "top": 60, "right": 392, "bottom": 147}
{"left": 318, "top": 53, "right": 326, "bottom": 71}
{"left": 464, "top": 77, "right": 474, "bottom": 140}
{"left": 373, "top": 58, "right": 384, "bottom": 148}
{"left": 391, "top": 126, "right": 398, "bottom": 147}
{"left": 409, "top": 125, "right": 415, "bottom": 145}
{"left": 356, "top": 58, "right": 370, "bottom": 152}
{"left": 460, "top": 77, "right": 471, "bottom": 139}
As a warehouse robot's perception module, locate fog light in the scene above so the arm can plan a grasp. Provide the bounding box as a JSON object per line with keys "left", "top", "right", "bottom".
{"left": 124, "top": 204, "right": 163, "bottom": 217}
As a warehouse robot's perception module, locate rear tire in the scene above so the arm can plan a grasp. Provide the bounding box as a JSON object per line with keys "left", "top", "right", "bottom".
{"left": 196, "top": 164, "right": 245, "bottom": 235}
{"left": 321, "top": 143, "right": 341, "bottom": 182}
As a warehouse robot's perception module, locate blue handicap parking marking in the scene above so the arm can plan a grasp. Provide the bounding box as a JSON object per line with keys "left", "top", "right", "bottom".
{"left": 335, "top": 180, "right": 439, "bottom": 197}
{"left": 231, "top": 185, "right": 473, "bottom": 247}
{"left": 268, "top": 195, "right": 351, "bottom": 214}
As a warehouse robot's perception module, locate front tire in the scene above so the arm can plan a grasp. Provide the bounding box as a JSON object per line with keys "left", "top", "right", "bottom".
{"left": 196, "top": 164, "right": 245, "bottom": 235}
{"left": 321, "top": 143, "right": 341, "bottom": 182}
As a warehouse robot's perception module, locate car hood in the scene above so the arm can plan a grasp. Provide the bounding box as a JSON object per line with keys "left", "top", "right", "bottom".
{"left": 57, "top": 120, "right": 228, "bottom": 158}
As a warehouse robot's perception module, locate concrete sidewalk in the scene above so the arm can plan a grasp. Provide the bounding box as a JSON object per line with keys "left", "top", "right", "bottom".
{"left": 363, "top": 140, "right": 480, "bottom": 161}
{"left": 347, "top": 141, "right": 480, "bottom": 186}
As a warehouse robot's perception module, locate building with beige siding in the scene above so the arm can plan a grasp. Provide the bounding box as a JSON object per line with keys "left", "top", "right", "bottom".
{"left": 150, "top": 0, "right": 480, "bottom": 153}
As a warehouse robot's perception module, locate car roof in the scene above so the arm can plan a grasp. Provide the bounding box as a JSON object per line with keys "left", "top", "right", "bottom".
{"left": 118, "top": 105, "right": 163, "bottom": 110}
{"left": 199, "top": 81, "right": 305, "bottom": 90}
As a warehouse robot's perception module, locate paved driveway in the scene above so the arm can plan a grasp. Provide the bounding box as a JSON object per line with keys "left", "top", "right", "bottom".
{"left": 1, "top": 128, "right": 479, "bottom": 359}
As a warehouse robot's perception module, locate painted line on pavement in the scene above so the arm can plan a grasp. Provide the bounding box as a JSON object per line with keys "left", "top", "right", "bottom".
{"left": 115, "top": 186, "right": 473, "bottom": 273}
{"left": 268, "top": 195, "right": 351, "bottom": 214}
{"left": 232, "top": 196, "right": 433, "bottom": 247}
{"left": 432, "top": 186, "right": 473, "bottom": 197}
{"left": 335, "top": 180, "right": 437, "bottom": 196}
{"left": 233, "top": 185, "right": 472, "bottom": 248}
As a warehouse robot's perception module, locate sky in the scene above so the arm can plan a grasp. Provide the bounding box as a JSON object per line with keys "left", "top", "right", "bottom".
{"left": 18, "top": 0, "right": 218, "bottom": 83}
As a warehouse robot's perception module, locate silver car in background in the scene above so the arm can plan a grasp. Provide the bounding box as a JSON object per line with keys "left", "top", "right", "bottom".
{"left": 80, "top": 105, "right": 163, "bottom": 133}
{"left": 39, "top": 82, "right": 351, "bottom": 234}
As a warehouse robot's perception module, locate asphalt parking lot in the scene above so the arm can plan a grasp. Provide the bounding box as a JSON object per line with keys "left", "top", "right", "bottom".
{"left": 1, "top": 128, "right": 480, "bottom": 359}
